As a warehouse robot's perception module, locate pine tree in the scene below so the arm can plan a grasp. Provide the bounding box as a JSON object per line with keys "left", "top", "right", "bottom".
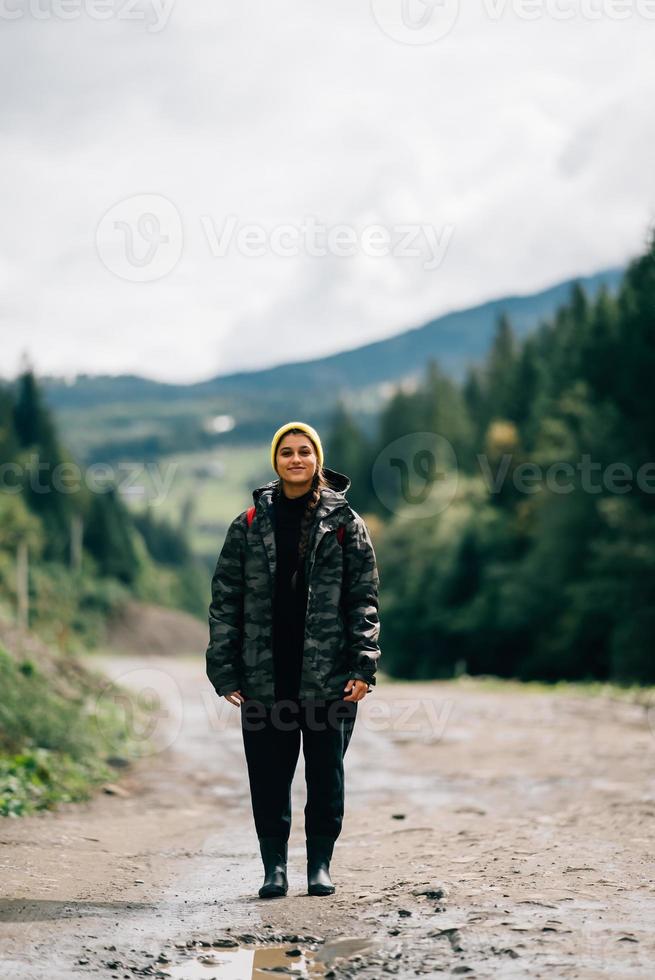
{"left": 12, "top": 371, "right": 75, "bottom": 560}
{"left": 84, "top": 487, "right": 139, "bottom": 584}
{"left": 324, "top": 401, "right": 373, "bottom": 514}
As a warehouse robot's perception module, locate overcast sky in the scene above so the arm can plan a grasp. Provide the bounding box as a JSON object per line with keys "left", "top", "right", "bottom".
{"left": 1, "top": 1, "right": 654, "bottom": 383}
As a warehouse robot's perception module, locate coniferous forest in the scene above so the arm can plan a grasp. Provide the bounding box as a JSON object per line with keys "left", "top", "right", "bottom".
{"left": 326, "top": 234, "right": 655, "bottom": 686}
{"left": 0, "top": 369, "right": 206, "bottom": 653}
{"left": 1, "top": 236, "right": 654, "bottom": 687}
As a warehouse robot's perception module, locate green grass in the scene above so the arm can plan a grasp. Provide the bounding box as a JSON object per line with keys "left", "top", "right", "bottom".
{"left": 383, "top": 671, "right": 655, "bottom": 704}
{"left": 121, "top": 443, "right": 272, "bottom": 557}
{"left": 0, "top": 748, "right": 111, "bottom": 817}
{"left": 0, "top": 645, "right": 153, "bottom": 817}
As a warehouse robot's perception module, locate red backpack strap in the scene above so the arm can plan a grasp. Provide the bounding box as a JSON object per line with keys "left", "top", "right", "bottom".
{"left": 336, "top": 525, "right": 345, "bottom": 546}
{"left": 246, "top": 505, "right": 256, "bottom": 528}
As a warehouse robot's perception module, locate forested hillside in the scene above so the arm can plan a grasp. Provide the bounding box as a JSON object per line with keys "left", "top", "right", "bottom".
{"left": 1, "top": 243, "right": 650, "bottom": 689}
{"left": 326, "top": 237, "right": 655, "bottom": 685}
{"left": 39, "top": 267, "right": 623, "bottom": 464}
{"left": 0, "top": 371, "right": 206, "bottom": 652}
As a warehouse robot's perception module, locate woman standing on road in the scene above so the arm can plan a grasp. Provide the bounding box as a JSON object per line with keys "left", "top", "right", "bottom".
{"left": 205, "top": 421, "right": 381, "bottom": 898}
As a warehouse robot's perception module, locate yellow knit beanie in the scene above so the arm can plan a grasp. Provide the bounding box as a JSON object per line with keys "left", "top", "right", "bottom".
{"left": 271, "top": 421, "right": 324, "bottom": 474}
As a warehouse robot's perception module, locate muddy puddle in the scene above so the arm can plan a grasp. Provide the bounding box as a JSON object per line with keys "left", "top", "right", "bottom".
{"left": 159, "top": 937, "right": 377, "bottom": 979}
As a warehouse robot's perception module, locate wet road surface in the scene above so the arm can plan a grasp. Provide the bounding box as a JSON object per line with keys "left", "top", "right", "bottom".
{"left": 1, "top": 654, "right": 654, "bottom": 978}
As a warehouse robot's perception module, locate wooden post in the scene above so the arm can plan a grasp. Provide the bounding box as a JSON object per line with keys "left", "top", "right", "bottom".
{"left": 16, "top": 539, "right": 28, "bottom": 630}
{"left": 70, "top": 513, "right": 83, "bottom": 572}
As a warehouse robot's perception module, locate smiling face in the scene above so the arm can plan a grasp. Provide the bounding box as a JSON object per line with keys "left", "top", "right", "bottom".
{"left": 275, "top": 431, "right": 318, "bottom": 495}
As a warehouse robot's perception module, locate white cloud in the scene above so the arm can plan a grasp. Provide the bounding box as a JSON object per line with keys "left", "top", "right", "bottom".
{"left": 0, "top": 0, "right": 653, "bottom": 382}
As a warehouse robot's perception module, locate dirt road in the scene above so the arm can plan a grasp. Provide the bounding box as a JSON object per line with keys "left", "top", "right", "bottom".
{"left": 1, "top": 654, "right": 653, "bottom": 978}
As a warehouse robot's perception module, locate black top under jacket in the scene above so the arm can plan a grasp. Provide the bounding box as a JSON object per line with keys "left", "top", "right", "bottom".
{"left": 272, "top": 486, "right": 314, "bottom": 700}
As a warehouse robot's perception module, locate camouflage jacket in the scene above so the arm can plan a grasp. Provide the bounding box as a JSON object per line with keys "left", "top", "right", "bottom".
{"left": 205, "top": 466, "right": 381, "bottom": 705}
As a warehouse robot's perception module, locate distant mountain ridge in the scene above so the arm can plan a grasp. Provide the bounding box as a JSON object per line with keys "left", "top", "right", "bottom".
{"left": 40, "top": 265, "right": 625, "bottom": 460}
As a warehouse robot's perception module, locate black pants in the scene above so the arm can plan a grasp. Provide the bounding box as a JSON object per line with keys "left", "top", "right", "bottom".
{"left": 240, "top": 697, "right": 358, "bottom": 842}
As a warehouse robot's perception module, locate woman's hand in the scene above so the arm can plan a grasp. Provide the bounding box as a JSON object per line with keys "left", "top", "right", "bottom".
{"left": 223, "top": 690, "right": 245, "bottom": 706}
{"left": 343, "top": 679, "right": 369, "bottom": 702}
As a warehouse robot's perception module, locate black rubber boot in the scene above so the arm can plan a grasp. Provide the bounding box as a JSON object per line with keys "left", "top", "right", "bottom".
{"left": 306, "top": 835, "right": 336, "bottom": 896}
{"left": 257, "top": 837, "right": 288, "bottom": 898}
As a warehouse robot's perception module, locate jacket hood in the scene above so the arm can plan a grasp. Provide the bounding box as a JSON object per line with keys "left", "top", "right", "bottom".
{"left": 252, "top": 465, "right": 351, "bottom": 509}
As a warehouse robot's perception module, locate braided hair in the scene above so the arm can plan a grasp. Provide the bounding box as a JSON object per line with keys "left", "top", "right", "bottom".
{"left": 272, "top": 427, "right": 331, "bottom": 591}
